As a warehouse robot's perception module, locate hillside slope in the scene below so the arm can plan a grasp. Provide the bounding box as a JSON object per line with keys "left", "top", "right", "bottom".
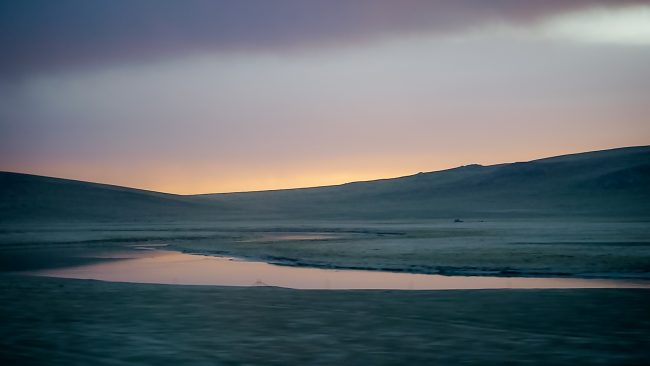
{"left": 2, "top": 146, "right": 649, "bottom": 223}
{"left": 196, "top": 145, "right": 650, "bottom": 219}
{"left": 0, "top": 172, "right": 225, "bottom": 223}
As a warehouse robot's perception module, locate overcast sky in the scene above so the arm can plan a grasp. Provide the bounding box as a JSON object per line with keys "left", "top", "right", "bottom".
{"left": 1, "top": 0, "right": 649, "bottom": 193}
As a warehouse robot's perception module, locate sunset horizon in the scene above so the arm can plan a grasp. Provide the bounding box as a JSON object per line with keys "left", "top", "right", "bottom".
{"left": 2, "top": 2, "right": 649, "bottom": 365}
{"left": 2, "top": 1, "right": 649, "bottom": 195}
{"left": 2, "top": 143, "right": 647, "bottom": 194}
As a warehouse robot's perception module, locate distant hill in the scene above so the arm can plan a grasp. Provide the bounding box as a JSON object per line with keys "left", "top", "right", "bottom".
{"left": 0, "top": 172, "right": 226, "bottom": 223}
{"left": 196, "top": 145, "right": 650, "bottom": 219}
{"left": 2, "top": 146, "right": 649, "bottom": 223}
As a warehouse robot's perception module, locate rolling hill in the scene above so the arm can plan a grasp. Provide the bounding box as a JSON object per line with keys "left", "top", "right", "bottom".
{"left": 2, "top": 145, "right": 649, "bottom": 223}
{"left": 0, "top": 172, "right": 226, "bottom": 223}
{"left": 198, "top": 145, "right": 650, "bottom": 219}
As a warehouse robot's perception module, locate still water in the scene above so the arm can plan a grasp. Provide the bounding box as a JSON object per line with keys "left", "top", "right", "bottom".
{"left": 31, "top": 250, "right": 650, "bottom": 290}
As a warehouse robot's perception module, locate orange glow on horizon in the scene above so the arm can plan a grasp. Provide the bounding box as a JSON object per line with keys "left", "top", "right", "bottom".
{"left": 1, "top": 143, "right": 642, "bottom": 195}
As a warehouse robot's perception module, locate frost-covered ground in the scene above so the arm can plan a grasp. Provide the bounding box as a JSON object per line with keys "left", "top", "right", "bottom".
{"left": 1, "top": 274, "right": 649, "bottom": 365}
{"left": 2, "top": 218, "right": 649, "bottom": 278}
{"left": 2, "top": 219, "right": 649, "bottom": 364}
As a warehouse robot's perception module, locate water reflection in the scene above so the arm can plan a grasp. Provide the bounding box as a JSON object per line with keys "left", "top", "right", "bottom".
{"left": 31, "top": 250, "right": 650, "bottom": 290}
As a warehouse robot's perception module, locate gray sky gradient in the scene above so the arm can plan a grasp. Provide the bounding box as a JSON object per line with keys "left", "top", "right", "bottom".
{"left": 1, "top": 1, "right": 649, "bottom": 193}
{"left": 1, "top": 0, "right": 646, "bottom": 77}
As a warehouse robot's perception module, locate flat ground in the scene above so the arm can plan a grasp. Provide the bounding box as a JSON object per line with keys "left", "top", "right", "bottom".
{"left": 2, "top": 219, "right": 649, "bottom": 277}
{"left": 1, "top": 274, "right": 649, "bottom": 365}
{"left": 2, "top": 219, "right": 649, "bottom": 364}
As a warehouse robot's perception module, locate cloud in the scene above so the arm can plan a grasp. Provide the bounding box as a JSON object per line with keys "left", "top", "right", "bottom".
{"left": 538, "top": 5, "right": 650, "bottom": 45}
{"left": 0, "top": 0, "right": 646, "bottom": 77}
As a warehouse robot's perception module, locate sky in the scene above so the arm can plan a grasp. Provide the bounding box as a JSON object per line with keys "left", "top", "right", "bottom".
{"left": 1, "top": 0, "right": 649, "bottom": 194}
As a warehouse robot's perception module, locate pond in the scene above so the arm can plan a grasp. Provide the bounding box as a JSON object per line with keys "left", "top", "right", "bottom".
{"left": 28, "top": 249, "right": 650, "bottom": 290}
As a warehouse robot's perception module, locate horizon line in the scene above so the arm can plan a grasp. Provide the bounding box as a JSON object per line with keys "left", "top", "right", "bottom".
{"left": 2, "top": 144, "right": 647, "bottom": 196}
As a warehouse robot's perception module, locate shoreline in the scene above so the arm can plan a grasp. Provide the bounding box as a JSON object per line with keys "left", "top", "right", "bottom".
{"left": 24, "top": 249, "right": 650, "bottom": 290}
{"left": 178, "top": 249, "right": 650, "bottom": 281}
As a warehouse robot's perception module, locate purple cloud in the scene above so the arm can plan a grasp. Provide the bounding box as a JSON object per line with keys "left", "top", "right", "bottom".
{"left": 0, "top": 0, "right": 646, "bottom": 77}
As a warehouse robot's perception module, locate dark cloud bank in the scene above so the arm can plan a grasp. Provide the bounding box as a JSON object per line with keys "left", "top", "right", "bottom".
{"left": 0, "top": 0, "right": 646, "bottom": 76}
